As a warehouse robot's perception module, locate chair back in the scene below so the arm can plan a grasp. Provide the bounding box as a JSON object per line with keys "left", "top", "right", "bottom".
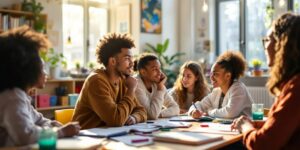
{"left": 55, "top": 109, "right": 74, "bottom": 125}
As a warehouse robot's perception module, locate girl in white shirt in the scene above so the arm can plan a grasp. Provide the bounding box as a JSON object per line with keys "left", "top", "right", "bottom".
{"left": 169, "top": 61, "right": 210, "bottom": 114}
{"left": 189, "top": 51, "right": 253, "bottom": 119}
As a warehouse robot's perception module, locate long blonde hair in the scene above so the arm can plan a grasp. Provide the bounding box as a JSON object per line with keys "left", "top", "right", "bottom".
{"left": 173, "top": 61, "right": 210, "bottom": 108}
{"left": 267, "top": 13, "right": 300, "bottom": 95}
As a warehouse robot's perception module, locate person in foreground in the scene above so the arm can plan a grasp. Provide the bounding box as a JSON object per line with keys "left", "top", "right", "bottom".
{"left": 188, "top": 51, "right": 253, "bottom": 119}
{"left": 72, "top": 33, "right": 147, "bottom": 129}
{"left": 0, "top": 26, "right": 80, "bottom": 147}
{"left": 169, "top": 61, "right": 210, "bottom": 114}
{"left": 134, "top": 53, "right": 179, "bottom": 119}
{"left": 231, "top": 13, "right": 300, "bottom": 149}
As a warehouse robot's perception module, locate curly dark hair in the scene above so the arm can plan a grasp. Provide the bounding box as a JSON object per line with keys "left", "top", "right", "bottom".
{"left": 216, "top": 51, "right": 247, "bottom": 84}
{"left": 0, "top": 26, "right": 50, "bottom": 92}
{"left": 133, "top": 53, "right": 158, "bottom": 71}
{"left": 267, "top": 13, "right": 300, "bottom": 95}
{"left": 95, "top": 33, "right": 135, "bottom": 67}
{"left": 173, "top": 61, "right": 210, "bottom": 108}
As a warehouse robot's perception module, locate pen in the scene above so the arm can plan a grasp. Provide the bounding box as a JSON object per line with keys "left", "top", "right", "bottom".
{"left": 192, "top": 102, "right": 200, "bottom": 112}
{"left": 131, "top": 138, "right": 149, "bottom": 143}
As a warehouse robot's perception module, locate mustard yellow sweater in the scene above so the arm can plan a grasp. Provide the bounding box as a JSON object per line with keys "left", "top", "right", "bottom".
{"left": 72, "top": 69, "right": 147, "bottom": 129}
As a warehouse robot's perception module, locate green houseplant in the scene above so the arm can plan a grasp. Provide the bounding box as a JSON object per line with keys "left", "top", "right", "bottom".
{"left": 145, "top": 39, "right": 185, "bottom": 87}
{"left": 22, "top": 0, "right": 45, "bottom": 33}
{"left": 40, "top": 48, "right": 67, "bottom": 79}
{"left": 251, "top": 58, "right": 263, "bottom": 76}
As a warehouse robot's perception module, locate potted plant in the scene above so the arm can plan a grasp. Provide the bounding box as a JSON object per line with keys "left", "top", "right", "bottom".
{"left": 40, "top": 48, "right": 67, "bottom": 79}
{"left": 251, "top": 58, "right": 263, "bottom": 77}
{"left": 22, "top": 0, "right": 46, "bottom": 33}
{"left": 145, "top": 39, "right": 185, "bottom": 87}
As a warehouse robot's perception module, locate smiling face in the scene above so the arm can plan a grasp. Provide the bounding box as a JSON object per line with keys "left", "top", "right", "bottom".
{"left": 140, "top": 59, "right": 162, "bottom": 83}
{"left": 114, "top": 48, "right": 134, "bottom": 76}
{"left": 263, "top": 29, "right": 276, "bottom": 67}
{"left": 181, "top": 68, "right": 197, "bottom": 89}
{"left": 210, "top": 63, "right": 231, "bottom": 89}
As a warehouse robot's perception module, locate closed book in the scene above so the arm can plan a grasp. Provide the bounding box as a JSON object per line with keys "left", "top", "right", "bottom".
{"left": 153, "top": 131, "right": 223, "bottom": 145}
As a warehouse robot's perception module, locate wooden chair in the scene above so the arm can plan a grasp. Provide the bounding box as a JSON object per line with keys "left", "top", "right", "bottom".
{"left": 55, "top": 109, "right": 74, "bottom": 125}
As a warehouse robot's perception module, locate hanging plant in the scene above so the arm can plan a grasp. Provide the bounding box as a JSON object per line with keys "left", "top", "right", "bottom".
{"left": 264, "top": 0, "right": 274, "bottom": 28}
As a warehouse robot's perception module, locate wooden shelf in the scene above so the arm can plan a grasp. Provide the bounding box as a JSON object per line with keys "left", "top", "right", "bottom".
{"left": 0, "top": 8, "right": 35, "bottom": 16}
{"left": 37, "top": 106, "right": 74, "bottom": 111}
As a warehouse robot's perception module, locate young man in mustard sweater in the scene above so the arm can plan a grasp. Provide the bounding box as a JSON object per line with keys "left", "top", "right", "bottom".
{"left": 72, "top": 33, "right": 147, "bottom": 129}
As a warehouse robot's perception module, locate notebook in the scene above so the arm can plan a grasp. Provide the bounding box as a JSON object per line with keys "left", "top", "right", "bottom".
{"left": 79, "top": 123, "right": 160, "bottom": 138}
{"left": 153, "top": 131, "right": 223, "bottom": 145}
{"left": 79, "top": 127, "right": 129, "bottom": 138}
{"left": 31, "top": 136, "right": 103, "bottom": 150}
{"left": 152, "top": 120, "right": 192, "bottom": 128}
{"left": 170, "top": 115, "right": 215, "bottom": 122}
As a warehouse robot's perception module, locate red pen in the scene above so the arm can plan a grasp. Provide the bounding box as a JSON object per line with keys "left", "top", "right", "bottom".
{"left": 131, "top": 138, "right": 149, "bottom": 143}
{"left": 200, "top": 124, "right": 209, "bottom": 127}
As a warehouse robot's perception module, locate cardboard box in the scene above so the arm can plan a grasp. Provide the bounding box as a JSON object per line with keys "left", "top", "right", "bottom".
{"left": 58, "top": 96, "right": 69, "bottom": 106}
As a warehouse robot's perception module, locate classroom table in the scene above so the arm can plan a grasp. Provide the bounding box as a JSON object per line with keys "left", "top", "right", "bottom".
{"left": 27, "top": 121, "right": 243, "bottom": 150}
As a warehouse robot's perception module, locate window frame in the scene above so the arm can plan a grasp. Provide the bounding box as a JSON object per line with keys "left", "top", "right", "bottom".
{"left": 63, "top": 0, "right": 110, "bottom": 67}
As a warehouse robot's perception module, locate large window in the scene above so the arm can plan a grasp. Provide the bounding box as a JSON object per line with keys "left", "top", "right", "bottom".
{"left": 217, "top": 0, "right": 240, "bottom": 55}
{"left": 245, "top": 0, "right": 269, "bottom": 67}
{"left": 216, "top": 0, "right": 288, "bottom": 68}
{"left": 294, "top": 0, "right": 300, "bottom": 13}
{"left": 63, "top": 0, "right": 109, "bottom": 69}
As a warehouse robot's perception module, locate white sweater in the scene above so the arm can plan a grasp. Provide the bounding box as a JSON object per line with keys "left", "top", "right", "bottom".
{"left": 0, "top": 88, "right": 54, "bottom": 147}
{"left": 135, "top": 76, "right": 180, "bottom": 119}
{"left": 188, "top": 81, "right": 253, "bottom": 119}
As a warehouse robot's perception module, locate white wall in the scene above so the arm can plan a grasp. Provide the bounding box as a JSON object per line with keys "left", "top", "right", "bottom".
{"left": 37, "top": 0, "right": 63, "bottom": 53}
{"left": 0, "top": 0, "right": 20, "bottom": 8}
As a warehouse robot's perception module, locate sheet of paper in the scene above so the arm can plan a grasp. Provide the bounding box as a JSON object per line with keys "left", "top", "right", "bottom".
{"left": 179, "top": 123, "right": 239, "bottom": 135}
{"left": 153, "top": 120, "right": 192, "bottom": 128}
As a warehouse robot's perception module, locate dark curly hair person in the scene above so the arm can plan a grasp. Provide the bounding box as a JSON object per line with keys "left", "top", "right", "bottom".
{"left": 72, "top": 33, "right": 146, "bottom": 129}
{"left": 169, "top": 61, "right": 210, "bottom": 114}
{"left": 0, "top": 26, "right": 80, "bottom": 147}
{"left": 232, "top": 13, "right": 300, "bottom": 150}
{"left": 189, "top": 51, "right": 253, "bottom": 119}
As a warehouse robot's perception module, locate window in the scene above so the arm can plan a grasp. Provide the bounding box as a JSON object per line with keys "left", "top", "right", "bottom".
{"left": 216, "top": 0, "right": 288, "bottom": 69}
{"left": 294, "top": 0, "right": 300, "bottom": 13}
{"left": 63, "top": 4, "right": 84, "bottom": 68}
{"left": 63, "top": 0, "right": 109, "bottom": 69}
{"left": 217, "top": 0, "right": 240, "bottom": 55}
{"left": 245, "top": 0, "right": 269, "bottom": 67}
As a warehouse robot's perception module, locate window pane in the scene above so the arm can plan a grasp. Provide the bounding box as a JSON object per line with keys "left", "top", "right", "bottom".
{"left": 246, "top": 0, "right": 269, "bottom": 68}
{"left": 88, "top": 7, "right": 108, "bottom": 63}
{"left": 63, "top": 4, "right": 84, "bottom": 69}
{"left": 218, "top": 0, "right": 240, "bottom": 55}
{"left": 294, "top": 0, "right": 300, "bottom": 13}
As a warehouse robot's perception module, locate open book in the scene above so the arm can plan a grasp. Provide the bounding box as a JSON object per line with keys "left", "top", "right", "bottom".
{"left": 79, "top": 123, "right": 160, "bottom": 138}
{"left": 152, "top": 120, "right": 192, "bottom": 128}
{"left": 153, "top": 131, "right": 223, "bottom": 145}
{"left": 169, "top": 115, "right": 215, "bottom": 122}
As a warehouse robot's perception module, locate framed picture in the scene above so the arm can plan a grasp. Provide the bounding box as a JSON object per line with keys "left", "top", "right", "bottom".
{"left": 141, "top": 0, "right": 162, "bottom": 34}
{"left": 116, "top": 4, "right": 131, "bottom": 34}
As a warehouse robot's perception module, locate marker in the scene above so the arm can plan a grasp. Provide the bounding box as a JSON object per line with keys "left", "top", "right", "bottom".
{"left": 200, "top": 124, "right": 209, "bottom": 127}
{"left": 131, "top": 138, "right": 149, "bottom": 143}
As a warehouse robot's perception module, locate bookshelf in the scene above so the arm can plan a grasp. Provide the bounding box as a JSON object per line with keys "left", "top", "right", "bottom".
{"left": 0, "top": 8, "right": 47, "bottom": 33}
{"left": 33, "top": 78, "right": 85, "bottom": 119}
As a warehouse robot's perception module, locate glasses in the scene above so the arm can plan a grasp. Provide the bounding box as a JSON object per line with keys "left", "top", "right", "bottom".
{"left": 262, "top": 37, "right": 270, "bottom": 49}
